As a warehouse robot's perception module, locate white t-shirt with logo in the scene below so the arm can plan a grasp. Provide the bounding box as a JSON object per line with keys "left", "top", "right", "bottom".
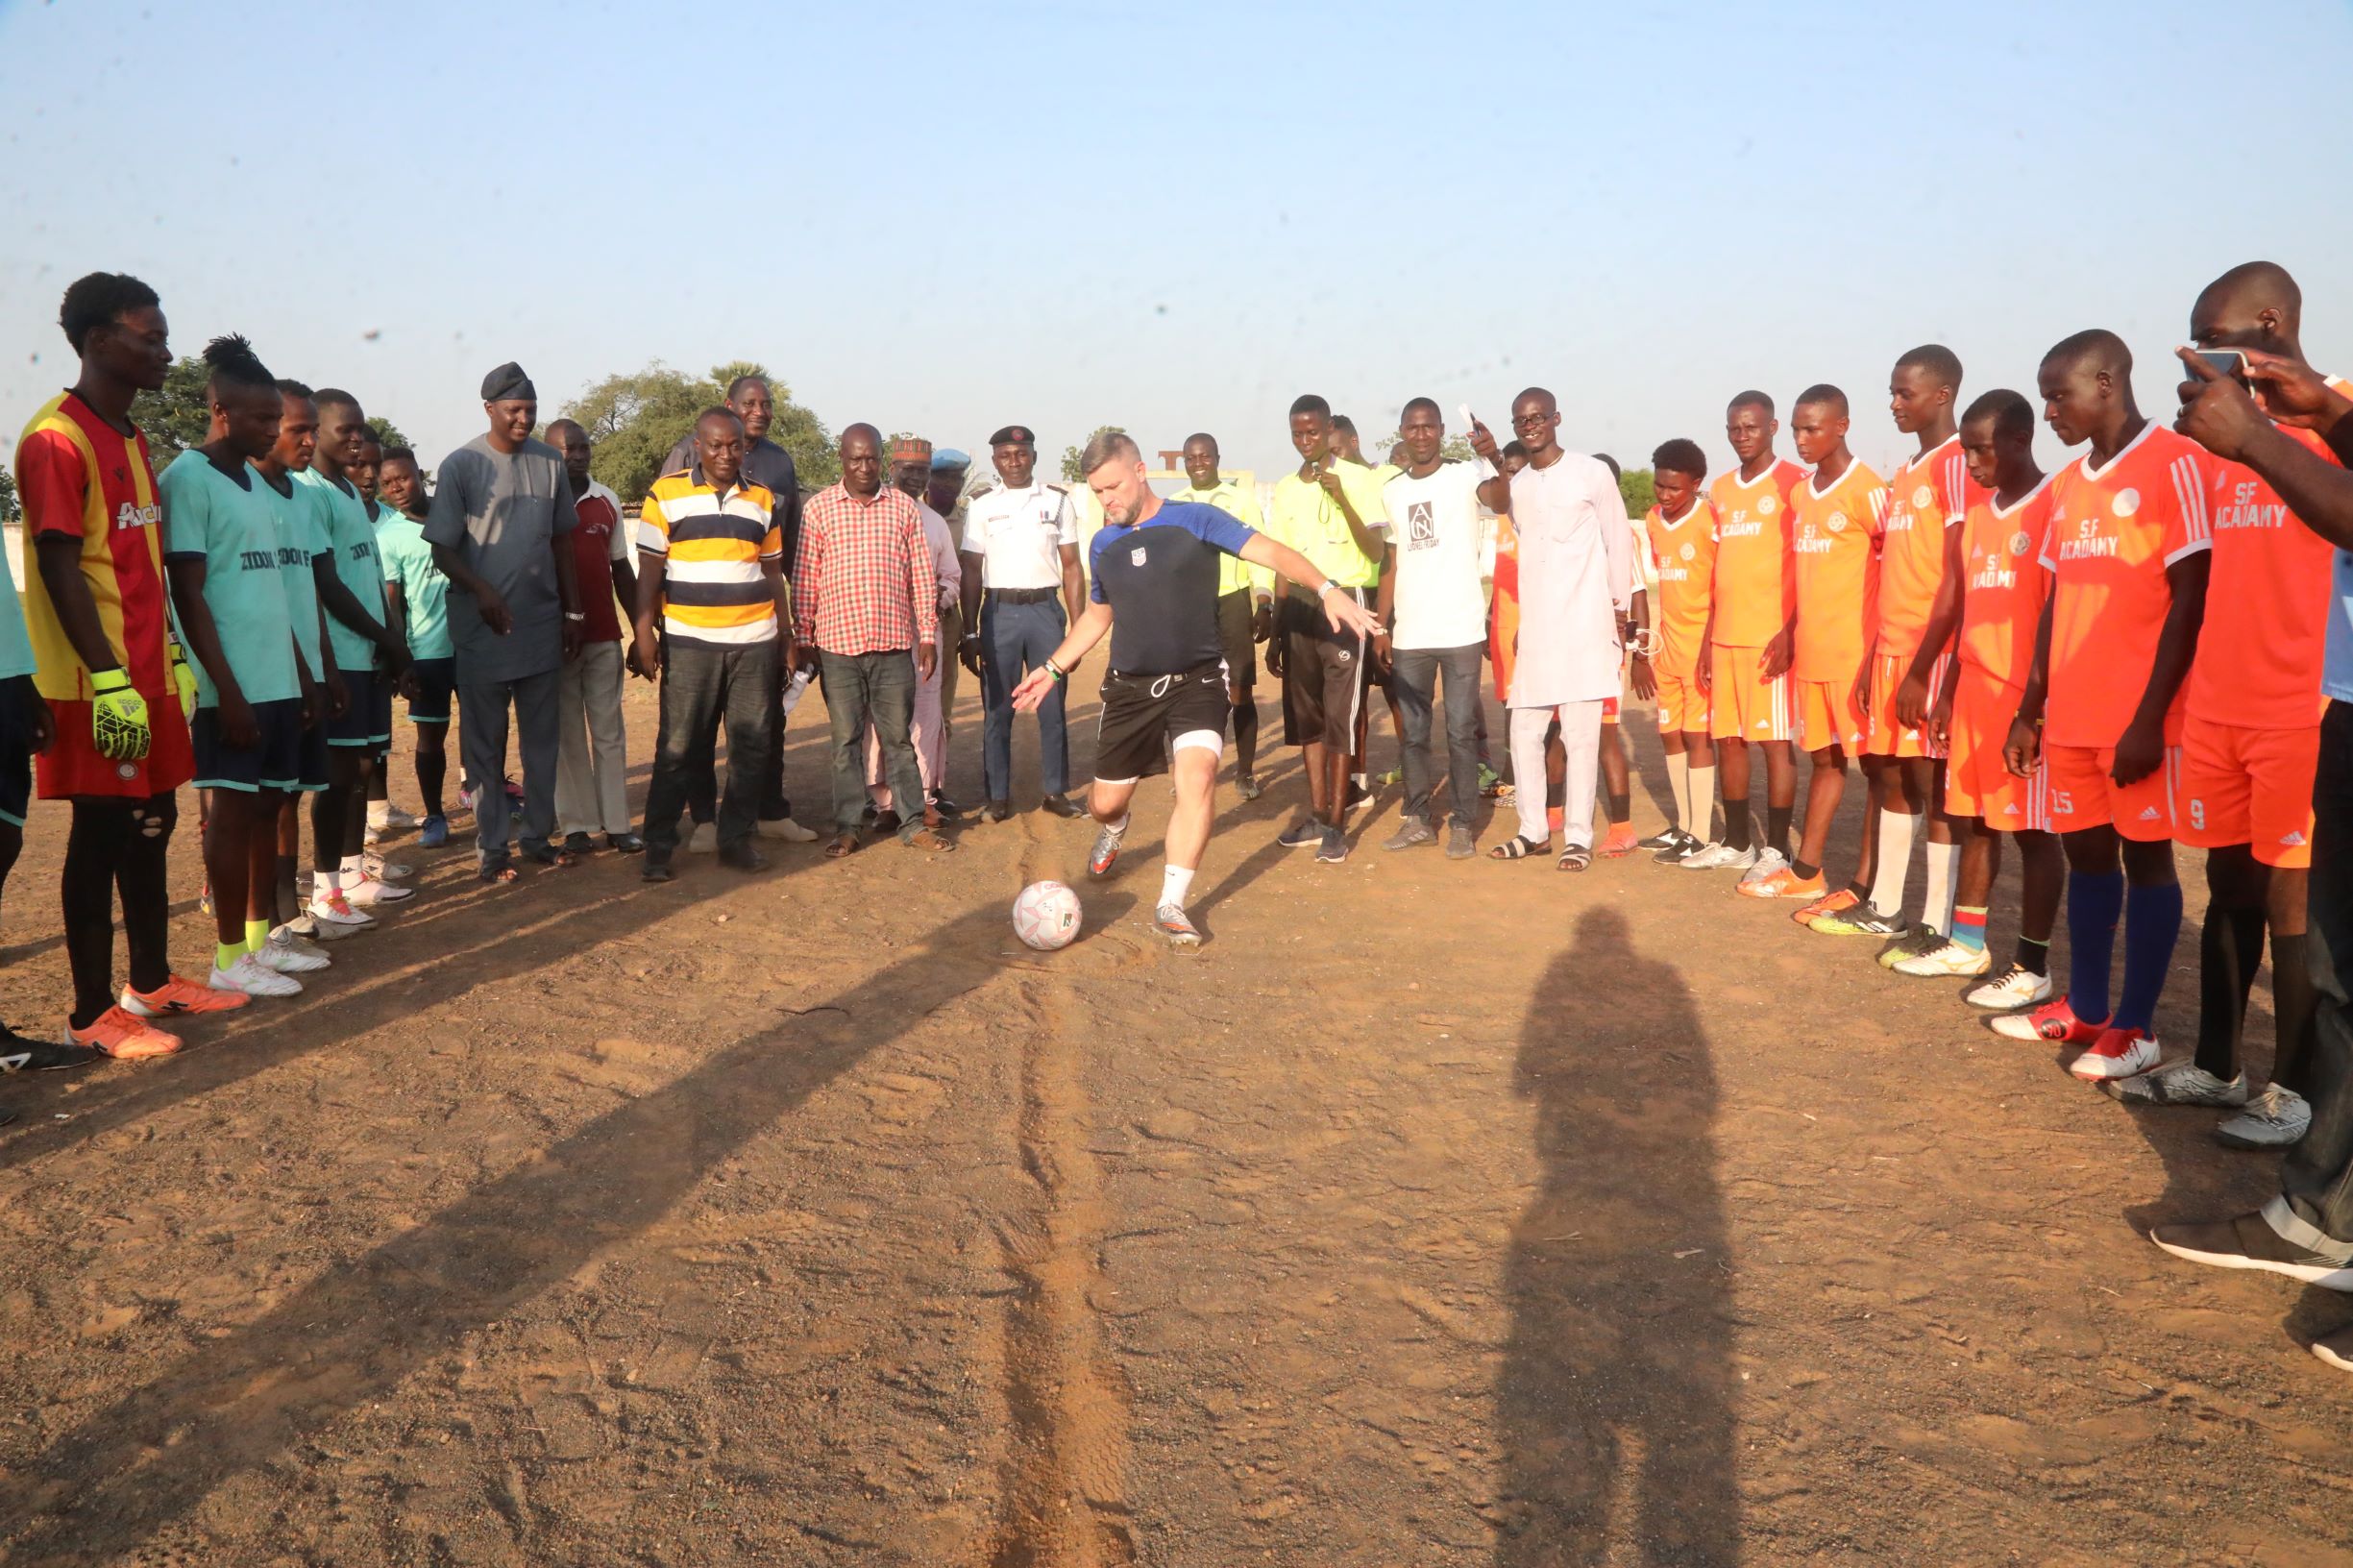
{"left": 1383, "top": 461, "right": 1492, "bottom": 650}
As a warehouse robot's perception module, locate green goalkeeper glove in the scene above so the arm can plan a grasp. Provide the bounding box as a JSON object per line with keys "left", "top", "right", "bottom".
{"left": 88, "top": 668, "right": 152, "bottom": 762}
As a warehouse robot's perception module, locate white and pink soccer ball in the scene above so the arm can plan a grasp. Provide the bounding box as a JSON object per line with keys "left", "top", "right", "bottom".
{"left": 1012, "top": 881, "right": 1083, "bottom": 951}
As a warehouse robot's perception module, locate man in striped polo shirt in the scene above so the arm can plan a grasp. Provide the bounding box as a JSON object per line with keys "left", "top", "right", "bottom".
{"left": 634, "top": 407, "right": 792, "bottom": 880}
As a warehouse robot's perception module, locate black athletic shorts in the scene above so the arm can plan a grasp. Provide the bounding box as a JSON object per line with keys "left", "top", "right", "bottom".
{"left": 1215, "top": 589, "right": 1258, "bottom": 687}
{"left": 0, "top": 696, "right": 31, "bottom": 828}
{"left": 191, "top": 697, "right": 306, "bottom": 794}
{"left": 296, "top": 710, "right": 331, "bottom": 792}
{"left": 1093, "top": 663, "right": 1231, "bottom": 783}
{"left": 1277, "top": 585, "right": 1372, "bottom": 750}
{"left": 328, "top": 669, "right": 393, "bottom": 747}
{"left": 408, "top": 655, "right": 454, "bottom": 724}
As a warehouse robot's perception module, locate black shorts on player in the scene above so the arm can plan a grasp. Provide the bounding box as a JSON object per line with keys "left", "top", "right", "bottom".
{"left": 191, "top": 698, "right": 306, "bottom": 793}
{"left": 1094, "top": 664, "right": 1231, "bottom": 783}
{"left": 1278, "top": 586, "right": 1371, "bottom": 750}
{"left": 1215, "top": 588, "right": 1257, "bottom": 685}
{"left": 327, "top": 669, "right": 392, "bottom": 747}
{"left": 407, "top": 655, "right": 454, "bottom": 724}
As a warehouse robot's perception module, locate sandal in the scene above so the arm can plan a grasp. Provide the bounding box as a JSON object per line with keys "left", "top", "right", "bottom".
{"left": 903, "top": 828, "right": 956, "bottom": 852}
{"left": 823, "top": 833, "right": 860, "bottom": 859}
{"left": 1556, "top": 845, "right": 1592, "bottom": 872}
{"left": 478, "top": 863, "right": 520, "bottom": 885}
{"left": 1488, "top": 836, "right": 1546, "bottom": 861}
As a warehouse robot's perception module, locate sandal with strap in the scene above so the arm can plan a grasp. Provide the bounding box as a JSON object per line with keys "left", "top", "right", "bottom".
{"left": 1557, "top": 845, "right": 1593, "bottom": 872}
{"left": 902, "top": 828, "right": 956, "bottom": 852}
{"left": 478, "top": 862, "right": 521, "bottom": 885}
{"left": 1488, "top": 836, "right": 1546, "bottom": 861}
{"left": 823, "top": 833, "right": 860, "bottom": 859}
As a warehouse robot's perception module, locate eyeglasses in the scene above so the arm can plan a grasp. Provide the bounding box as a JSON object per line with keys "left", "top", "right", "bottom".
{"left": 1510, "top": 412, "right": 1557, "bottom": 430}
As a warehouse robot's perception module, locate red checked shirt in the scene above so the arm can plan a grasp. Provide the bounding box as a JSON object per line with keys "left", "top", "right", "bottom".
{"left": 792, "top": 483, "right": 939, "bottom": 654}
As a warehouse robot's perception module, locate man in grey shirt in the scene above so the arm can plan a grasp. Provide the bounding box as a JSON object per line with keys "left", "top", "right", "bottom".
{"left": 425, "top": 362, "right": 585, "bottom": 882}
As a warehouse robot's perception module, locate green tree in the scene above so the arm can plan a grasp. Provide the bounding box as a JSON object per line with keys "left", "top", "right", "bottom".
{"left": 1618, "top": 468, "right": 1655, "bottom": 517}
{"left": 560, "top": 359, "right": 835, "bottom": 504}
{"left": 364, "top": 413, "right": 413, "bottom": 454}
{"left": 129, "top": 355, "right": 212, "bottom": 469}
{"left": 0, "top": 469, "right": 17, "bottom": 524}
{"left": 1060, "top": 424, "right": 1127, "bottom": 482}
{"left": 1373, "top": 430, "right": 1477, "bottom": 464}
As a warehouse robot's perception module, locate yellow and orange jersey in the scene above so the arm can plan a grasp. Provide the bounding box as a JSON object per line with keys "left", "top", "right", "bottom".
{"left": 1643, "top": 498, "right": 1719, "bottom": 678}
{"left": 1954, "top": 476, "right": 2055, "bottom": 691}
{"left": 2040, "top": 423, "right": 2215, "bottom": 749}
{"left": 2185, "top": 406, "right": 2346, "bottom": 733}
{"left": 12, "top": 390, "right": 173, "bottom": 702}
{"left": 1790, "top": 460, "right": 1888, "bottom": 681}
{"left": 1706, "top": 458, "right": 1804, "bottom": 648}
{"left": 1875, "top": 434, "right": 1979, "bottom": 659}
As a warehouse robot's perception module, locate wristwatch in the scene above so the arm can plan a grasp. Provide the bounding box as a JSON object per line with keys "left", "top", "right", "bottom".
{"left": 564, "top": 611, "right": 586, "bottom": 622}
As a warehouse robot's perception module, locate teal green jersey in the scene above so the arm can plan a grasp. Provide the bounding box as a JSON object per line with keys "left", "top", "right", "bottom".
{"left": 261, "top": 470, "right": 330, "bottom": 679}
{"left": 297, "top": 468, "right": 390, "bottom": 672}
{"left": 374, "top": 510, "right": 452, "bottom": 660}
{"left": 159, "top": 451, "right": 301, "bottom": 708}
{"left": 0, "top": 530, "right": 37, "bottom": 683}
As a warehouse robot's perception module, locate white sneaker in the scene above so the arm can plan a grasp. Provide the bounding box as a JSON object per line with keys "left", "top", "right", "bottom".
{"left": 254, "top": 937, "right": 330, "bottom": 974}
{"left": 210, "top": 953, "right": 302, "bottom": 997}
{"left": 757, "top": 817, "right": 820, "bottom": 843}
{"left": 363, "top": 852, "right": 413, "bottom": 882}
{"left": 1738, "top": 846, "right": 1789, "bottom": 885}
{"left": 1679, "top": 842, "right": 1756, "bottom": 871}
{"left": 688, "top": 821, "right": 719, "bottom": 854}
{"left": 2217, "top": 1084, "right": 2313, "bottom": 1149}
{"left": 1891, "top": 939, "right": 1996, "bottom": 978}
{"left": 2105, "top": 1061, "right": 2248, "bottom": 1107}
{"left": 381, "top": 804, "right": 419, "bottom": 830}
{"left": 1964, "top": 962, "right": 2052, "bottom": 1012}
{"left": 341, "top": 874, "right": 414, "bottom": 907}
{"left": 268, "top": 924, "right": 330, "bottom": 961}
{"left": 284, "top": 910, "right": 355, "bottom": 943}
{"left": 306, "top": 890, "right": 376, "bottom": 930}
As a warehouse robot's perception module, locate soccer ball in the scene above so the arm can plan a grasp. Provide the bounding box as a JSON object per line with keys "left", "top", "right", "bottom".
{"left": 1012, "top": 881, "right": 1083, "bottom": 951}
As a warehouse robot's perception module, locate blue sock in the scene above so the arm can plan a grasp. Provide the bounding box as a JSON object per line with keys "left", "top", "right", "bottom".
{"left": 2066, "top": 869, "right": 2124, "bottom": 1026}
{"left": 2113, "top": 879, "right": 2185, "bottom": 1033}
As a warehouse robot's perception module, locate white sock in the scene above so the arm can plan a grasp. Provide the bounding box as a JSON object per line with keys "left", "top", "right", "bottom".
{"left": 340, "top": 853, "right": 365, "bottom": 883}
{"left": 365, "top": 800, "right": 389, "bottom": 826}
{"left": 1924, "top": 840, "right": 1961, "bottom": 935}
{"left": 1869, "top": 810, "right": 1921, "bottom": 917}
{"left": 1688, "top": 764, "right": 1716, "bottom": 844}
{"left": 319, "top": 868, "right": 343, "bottom": 896}
{"left": 1665, "top": 751, "right": 1690, "bottom": 832}
{"left": 1352, "top": 771, "right": 1367, "bottom": 790}
{"left": 1101, "top": 812, "right": 1130, "bottom": 839}
{"left": 1161, "top": 864, "right": 1194, "bottom": 910}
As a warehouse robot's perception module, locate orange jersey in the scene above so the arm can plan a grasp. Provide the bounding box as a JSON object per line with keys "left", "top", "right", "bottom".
{"left": 1642, "top": 499, "right": 1719, "bottom": 678}
{"left": 12, "top": 390, "right": 173, "bottom": 703}
{"left": 1790, "top": 460, "right": 1888, "bottom": 681}
{"left": 1875, "top": 434, "right": 1977, "bottom": 658}
{"left": 1706, "top": 459, "right": 1804, "bottom": 648}
{"left": 2185, "top": 421, "right": 2343, "bottom": 731}
{"left": 2039, "top": 423, "right": 2214, "bottom": 749}
{"left": 1955, "top": 477, "right": 2055, "bottom": 690}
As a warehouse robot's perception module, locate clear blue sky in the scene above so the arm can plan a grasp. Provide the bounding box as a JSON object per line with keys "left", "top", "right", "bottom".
{"left": 5, "top": 0, "right": 2350, "bottom": 483}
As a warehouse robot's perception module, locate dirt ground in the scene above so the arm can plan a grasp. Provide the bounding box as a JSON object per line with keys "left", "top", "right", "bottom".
{"left": 1, "top": 664, "right": 2349, "bottom": 1568}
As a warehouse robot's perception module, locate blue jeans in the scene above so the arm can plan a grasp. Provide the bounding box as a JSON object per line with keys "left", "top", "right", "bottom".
{"left": 821, "top": 649, "right": 923, "bottom": 838}
{"left": 1392, "top": 643, "right": 1484, "bottom": 828}
{"left": 643, "top": 641, "right": 777, "bottom": 858}
{"left": 981, "top": 596, "right": 1069, "bottom": 801}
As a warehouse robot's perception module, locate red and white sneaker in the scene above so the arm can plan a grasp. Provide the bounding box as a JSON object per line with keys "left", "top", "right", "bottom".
{"left": 307, "top": 890, "right": 377, "bottom": 931}
{"left": 2070, "top": 1027, "right": 2160, "bottom": 1082}
{"left": 1988, "top": 995, "right": 2108, "bottom": 1045}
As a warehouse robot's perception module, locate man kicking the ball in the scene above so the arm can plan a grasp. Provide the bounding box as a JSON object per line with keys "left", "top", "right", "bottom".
{"left": 1011, "top": 429, "right": 1382, "bottom": 947}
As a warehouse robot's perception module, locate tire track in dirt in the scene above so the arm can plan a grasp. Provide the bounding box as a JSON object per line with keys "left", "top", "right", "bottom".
{"left": 986, "top": 944, "right": 1136, "bottom": 1568}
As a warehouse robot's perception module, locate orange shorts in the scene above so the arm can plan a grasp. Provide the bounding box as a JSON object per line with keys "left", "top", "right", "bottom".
{"left": 1708, "top": 644, "right": 1793, "bottom": 743}
{"left": 2044, "top": 740, "right": 2180, "bottom": 840}
{"left": 1654, "top": 668, "right": 1710, "bottom": 736}
{"left": 1943, "top": 662, "right": 2047, "bottom": 830}
{"left": 1797, "top": 667, "right": 1865, "bottom": 755}
{"left": 1865, "top": 650, "right": 1949, "bottom": 760}
{"left": 2177, "top": 715, "right": 2317, "bottom": 868}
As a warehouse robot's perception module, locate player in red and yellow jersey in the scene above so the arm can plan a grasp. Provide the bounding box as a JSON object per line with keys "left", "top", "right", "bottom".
{"left": 2119, "top": 262, "right": 2341, "bottom": 1143}
{"left": 1996, "top": 330, "right": 2214, "bottom": 1084}
{"left": 1703, "top": 392, "right": 1805, "bottom": 880}
{"left": 12, "top": 274, "right": 222, "bottom": 1062}
{"left": 1827, "top": 347, "right": 1981, "bottom": 947}
{"left": 1743, "top": 385, "right": 1886, "bottom": 919}
{"left": 1890, "top": 390, "right": 2068, "bottom": 1009}
{"left": 1639, "top": 439, "right": 1720, "bottom": 862}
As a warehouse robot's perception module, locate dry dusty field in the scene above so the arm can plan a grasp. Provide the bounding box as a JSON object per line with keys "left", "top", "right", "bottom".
{"left": 0, "top": 666, "right": 2349, "bottom": 1567}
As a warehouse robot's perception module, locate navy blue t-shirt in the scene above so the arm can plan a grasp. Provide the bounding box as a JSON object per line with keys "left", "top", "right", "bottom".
{"left": 1088, "top": 501, "right": 1258, "bottom": 675}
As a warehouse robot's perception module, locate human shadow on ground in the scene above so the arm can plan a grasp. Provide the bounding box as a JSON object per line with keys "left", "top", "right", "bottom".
{"left": 0, "top": 893, "right": 1130, "bottom": 1565}
{"left": 1495, "top": 907, "right": 1740, "bottom": 1567}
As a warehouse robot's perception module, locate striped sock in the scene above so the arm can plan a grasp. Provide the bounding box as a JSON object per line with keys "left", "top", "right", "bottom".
{"left": 1951, "top": 904, "right": 1989, "bottom": 953}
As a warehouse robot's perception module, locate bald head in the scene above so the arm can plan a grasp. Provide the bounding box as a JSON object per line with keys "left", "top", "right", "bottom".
{"left": 544, "top": 417, "right": 586, "bottom": 444}
{"left": 1794, "top": 382, "right": 1849, "bottom": 418}
{"left": 1509, "top": 386, "right": 1560, "bottom": 458}
{"left": 840, "top": 422, "right": 882, "bottom": 497}
{"left": 2042, "top": 328, "right": 2132, "bottom": 382}
{"left": 2194, "top": 260, "right": 2304, "bottom": 358}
